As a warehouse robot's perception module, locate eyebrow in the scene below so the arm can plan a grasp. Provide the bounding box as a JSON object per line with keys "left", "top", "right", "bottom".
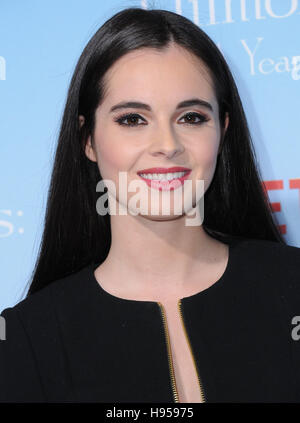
{"left": 109, "top": 98, "right": 214, "bottom": 113}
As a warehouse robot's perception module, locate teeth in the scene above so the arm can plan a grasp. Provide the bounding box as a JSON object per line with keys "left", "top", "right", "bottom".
{"left": 140, "top": 171, "right": 187, "bottom": 181}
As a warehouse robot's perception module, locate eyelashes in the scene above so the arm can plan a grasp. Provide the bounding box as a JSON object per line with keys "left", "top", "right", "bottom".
{"left": 113, "top": 112, "right": 210, "bottom": 127}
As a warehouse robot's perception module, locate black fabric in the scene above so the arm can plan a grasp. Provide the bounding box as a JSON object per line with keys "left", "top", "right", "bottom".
{"left": 1, "top": 236, "right": 300, "bottom": 403}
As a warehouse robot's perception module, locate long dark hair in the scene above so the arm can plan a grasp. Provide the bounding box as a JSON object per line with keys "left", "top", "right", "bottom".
{"left": 24, "top": 6, "right": 285, "bottom": 297}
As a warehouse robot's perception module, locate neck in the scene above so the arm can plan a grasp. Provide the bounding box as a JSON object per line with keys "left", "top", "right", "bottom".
{"left": 97, "top": 209, "right": 228, "bottom": 298}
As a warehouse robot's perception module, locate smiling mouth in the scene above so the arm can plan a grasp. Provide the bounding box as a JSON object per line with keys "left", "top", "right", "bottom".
{"left": 137, "top": 170, "right": 192, "bottom": 191}
{"left": 138, "top": 170, "right": 190, "bottom": 181}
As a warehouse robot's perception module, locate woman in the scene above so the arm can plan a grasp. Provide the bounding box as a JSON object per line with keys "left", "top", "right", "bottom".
{"left": 1, "top": 7, "right": 300, "bottom": 403}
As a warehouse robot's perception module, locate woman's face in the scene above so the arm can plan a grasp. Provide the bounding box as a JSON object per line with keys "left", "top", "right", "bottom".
{"left": 81, "top": 43, "right": 229, "bottom": 221}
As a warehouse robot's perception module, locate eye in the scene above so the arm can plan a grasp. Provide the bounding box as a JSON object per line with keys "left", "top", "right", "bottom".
{"left": 179, "top": 112, "right": 210, "bottom": 125}
{"left": 113, "top": 111, "right": 210, "bottom": 127}
{"left": 114, "top": 113, "right": 147, "bottom": 127}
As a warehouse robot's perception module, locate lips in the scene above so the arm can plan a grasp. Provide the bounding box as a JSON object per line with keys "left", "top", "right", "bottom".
{"left": 137, "top": 166, "right": 191, "bottom": 174}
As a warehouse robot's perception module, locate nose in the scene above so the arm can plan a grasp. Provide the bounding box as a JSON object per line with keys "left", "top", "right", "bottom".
{"left": 148, "top": 124, "right": 185, "bottom": 159}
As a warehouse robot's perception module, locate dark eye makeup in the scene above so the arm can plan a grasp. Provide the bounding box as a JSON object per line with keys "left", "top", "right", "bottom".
{"left": 113, "top": 112, "right": 210, "bottom": 127}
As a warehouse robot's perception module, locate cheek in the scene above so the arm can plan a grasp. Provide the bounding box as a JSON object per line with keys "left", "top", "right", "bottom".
{"left": 95, "top": 136, "right": 137, "bottom": 180}
{"left": 193, "top": 136, "right": 219, "bottom": 168}
{"left": 92, "top": 120, "right": 122, "bottom": 178}
{"left": 97, "top": 148, "right": 121, "bottom": 179}
{"left": 192, "top": 134, "right": 220, "bottom": 194}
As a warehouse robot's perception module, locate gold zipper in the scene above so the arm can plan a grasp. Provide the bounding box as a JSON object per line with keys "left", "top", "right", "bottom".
{"left": 158, "top": 300, "right": 206, "bottom": 403}
{"left": 178, "top": 299, "right": 206, "bottom": 402}
{"left": 157, "top": 302, "right": 180, "bottom": 403}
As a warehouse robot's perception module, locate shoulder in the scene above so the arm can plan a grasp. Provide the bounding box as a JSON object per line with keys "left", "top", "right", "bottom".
{"left": 228, "top": 235, "right": 300, "bottom": 264}
{"left": 232, "top": 236, "right": 300, "bottom": 277}
{"left": 239, "top": 236, "right": 300, "bottom": 254}
{"left": 1, "top": 262, "right": 93, "bottom": 318}
{"left": 0, "top": 263, "right": 94, "bottom": 402}
{"left": 234, "top": 236, "right": 300, "bottom": 273}
{"left": 0, "top": 262, "right": 94, "bottom": 346}
{"left": 231, "top": 236, "right": 300, "bottom": 306}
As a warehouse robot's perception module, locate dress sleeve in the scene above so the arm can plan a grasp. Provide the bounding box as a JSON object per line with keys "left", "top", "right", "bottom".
{"left": 0, "top": 307, "right": 46, "bottom": 402}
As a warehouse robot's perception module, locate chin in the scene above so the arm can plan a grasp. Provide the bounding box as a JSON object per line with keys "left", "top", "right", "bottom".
{"left": 139, "top": 213, "right": 184, "bottom": 222}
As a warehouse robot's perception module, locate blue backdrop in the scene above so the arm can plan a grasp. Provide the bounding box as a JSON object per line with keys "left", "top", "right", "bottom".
{"left": 1, "top": 0, "right": 299, "bottom": 312}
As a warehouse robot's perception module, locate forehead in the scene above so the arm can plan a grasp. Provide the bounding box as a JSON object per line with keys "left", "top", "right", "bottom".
{"left": 101, "top": 43, "right": 217, "bottom": 109}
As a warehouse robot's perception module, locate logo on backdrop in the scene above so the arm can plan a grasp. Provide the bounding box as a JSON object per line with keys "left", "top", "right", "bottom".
{"left": 173, "top": 0, "right": 300, "bottom": 26}
{"left": 241, "top": 38, "right": 300, "bottom": 80}
{"left": 159, "top": 0, "right": 300, "bottom": 80}
{"left": 0, "top": 210, "right": 24, "bottom": 238}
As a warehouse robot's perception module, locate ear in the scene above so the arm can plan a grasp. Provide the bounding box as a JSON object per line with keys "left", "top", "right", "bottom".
{"left": 218, "top": 112, "right": 229, "bottom": 155}
{"left": 79, "top": 115, "right": 97, "bottom": 162}
{"left": 224, "top": 112, "right": 229, "bottom": 133}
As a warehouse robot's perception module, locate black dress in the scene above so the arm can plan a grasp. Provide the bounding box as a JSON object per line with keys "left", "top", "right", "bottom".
{"left": 1, "top": 236, "right": 300, "bottom": 402}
